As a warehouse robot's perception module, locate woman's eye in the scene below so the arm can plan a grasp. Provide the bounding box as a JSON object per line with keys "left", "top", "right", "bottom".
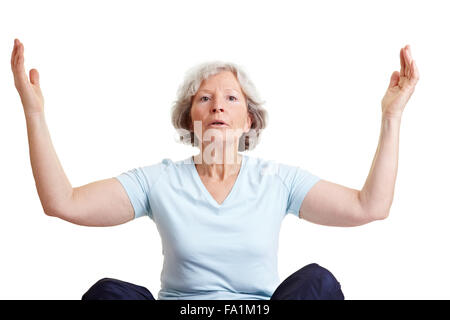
{"left": 200, "top": 96, "right": 236, "bottom": 102}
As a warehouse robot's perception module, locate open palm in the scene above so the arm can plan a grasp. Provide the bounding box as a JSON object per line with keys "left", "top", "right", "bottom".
{"left": 381, "top": 45, "right": 420, "bottom": 119}
{"left": 11, "top": 39, "right": 45, "bottom": 115}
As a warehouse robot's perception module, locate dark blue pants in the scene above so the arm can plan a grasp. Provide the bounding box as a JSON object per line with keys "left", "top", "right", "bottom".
{"left": 270, "top": 263, "right": 344, "bottom": 300}
{"left": 82, "top": 263, "right": 344, "bottom": 300}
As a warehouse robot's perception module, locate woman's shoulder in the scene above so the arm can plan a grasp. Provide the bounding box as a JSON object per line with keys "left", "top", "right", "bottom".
{"left": 245, "top": 154, "right": 295, "bottom": 169}
{"left": 139, "top": 155, "right": 192, "bottom": 168}
{"left": 245, "top": 154, "right": 314, "bottom": 181}
{"left": 138, "top": 156, "right": 194, "bottom": 177}
{"left": 161, "top": 155, "right": 193, "bottom": 168}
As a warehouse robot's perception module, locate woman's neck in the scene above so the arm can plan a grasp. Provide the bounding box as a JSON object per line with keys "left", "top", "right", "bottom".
{"left": 193, "top": 145, "right": 242, "bottom": 180}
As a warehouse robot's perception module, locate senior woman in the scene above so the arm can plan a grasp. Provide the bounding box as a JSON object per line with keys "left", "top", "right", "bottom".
{"left": 11, "top": 38, "right": 419, "bottom": 300}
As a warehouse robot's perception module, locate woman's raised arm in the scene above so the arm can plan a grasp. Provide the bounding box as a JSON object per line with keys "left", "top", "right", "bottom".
{"left": 299, "top": 45, "right": 420, "bottom": 227}
{"left": 11, "top": 39, "right": 135, "bottom": 226}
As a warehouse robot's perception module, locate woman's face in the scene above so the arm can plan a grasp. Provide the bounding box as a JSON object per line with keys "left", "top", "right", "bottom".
{"left": 190, "top": 70, "right": 252, "bottom": 145}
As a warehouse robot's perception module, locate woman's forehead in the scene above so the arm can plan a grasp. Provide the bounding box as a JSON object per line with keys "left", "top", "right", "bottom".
{"left": 198, "top": 88, "right": 240, "bottom": 94}
{"left": 197, "top": 71, "right": 242, "bottom": 93}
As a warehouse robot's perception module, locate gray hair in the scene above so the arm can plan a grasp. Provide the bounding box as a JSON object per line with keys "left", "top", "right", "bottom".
{"left": 170, "top": 61, "right": 268, "bottom": 151}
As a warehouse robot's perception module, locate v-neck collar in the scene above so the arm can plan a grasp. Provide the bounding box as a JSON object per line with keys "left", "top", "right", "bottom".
{"left": 189, "top": 154, "right": 247, "bottom": 208}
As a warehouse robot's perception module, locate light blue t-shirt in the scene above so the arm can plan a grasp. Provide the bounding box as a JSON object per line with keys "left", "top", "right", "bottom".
{"left": 115, "top": 153, "right": 320, "bottom": 300}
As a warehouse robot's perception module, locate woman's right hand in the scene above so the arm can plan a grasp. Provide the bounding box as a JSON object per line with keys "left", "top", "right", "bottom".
{"left": 11, "top": 39, "right": 45, "bottom": 116}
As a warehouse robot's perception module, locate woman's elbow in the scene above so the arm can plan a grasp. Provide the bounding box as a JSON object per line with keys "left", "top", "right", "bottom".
{"left": 43, "top": 206, "right": 60, "bottom": 218}
{"left": 368, "top": 209, "right": 390, "bottom": 222}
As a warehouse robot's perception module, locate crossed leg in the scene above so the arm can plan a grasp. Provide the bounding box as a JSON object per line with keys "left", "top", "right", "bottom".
{"left": 270, "top": 263, "right": 344, "bottom": 300}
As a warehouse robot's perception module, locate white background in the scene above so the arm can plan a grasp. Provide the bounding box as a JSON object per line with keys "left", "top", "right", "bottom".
{"left": 1, "top": 0, "right": 449, "bottom": 299}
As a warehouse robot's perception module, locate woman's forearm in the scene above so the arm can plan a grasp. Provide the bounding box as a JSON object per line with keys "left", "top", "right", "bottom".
{"left": 359, "top": 115, "right": 402, "bottom": 220}
{"left": 25, "top": 112, "right": 73, "bottom": 215}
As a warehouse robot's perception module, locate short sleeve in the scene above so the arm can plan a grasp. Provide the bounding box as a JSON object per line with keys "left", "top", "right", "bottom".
{"left": 277, "top": 163, "right": 321, "bottom": 217}
{"left": 114, "top": 163, "right": 165, "bottom": 220}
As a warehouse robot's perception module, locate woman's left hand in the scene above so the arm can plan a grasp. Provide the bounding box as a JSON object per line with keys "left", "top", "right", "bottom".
{"left": 381, "top": 45, "right": 420, "bottom": 119}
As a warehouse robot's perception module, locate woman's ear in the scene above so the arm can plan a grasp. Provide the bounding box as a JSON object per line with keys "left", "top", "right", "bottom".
{"left": 187, "top": 109, "right": 193, "bottom": 132}
{"left": 245, "top": 113, "right": 253, "bottom": 133}
{"left": 189, "top": 116, "right": 194, "bottom": 132}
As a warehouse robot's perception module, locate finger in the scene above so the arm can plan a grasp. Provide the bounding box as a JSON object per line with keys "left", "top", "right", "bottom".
{"left": 388, "top": 71, "right": 400, "bottom": 89}
{"left": 12, "top": 40, "right": 20, "bottom": 69}
{"left": 400, "top": 47, "right": 406, "bottom": 77}
{"left": 13, "top": 41, "right": 22, "bottom": 69}
{"left": 406, "top": 45, "right": 413, "bottom": 79}
{"left": 409, "top": 46, "right": 417, "bottom": 80}
{"left": 404, "top": 45, "right": 411, "bottom": 79}
{"left": 14, "top": 40, "right": 20, "bottom": 66}
{"left": 13, "top": 41, "right": 28, "bottom": 85}
{"left": 30, "top": 69, "right": 40, "bottom": 86}
{"left": 14, "top": 42, "right": 23, "bottom": 73}
{"left": 11, "top": 39, "right": 18, "bottom": 68}
{"left": 411, "top": 60, "right": 420, "bottom": 84}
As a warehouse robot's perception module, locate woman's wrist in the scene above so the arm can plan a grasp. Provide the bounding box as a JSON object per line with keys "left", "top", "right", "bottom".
{"left": 24, "top": 111, "right": 45, "bottom": 121}
{"left": 382, "top": 111, "right": 402, "bottom": 122}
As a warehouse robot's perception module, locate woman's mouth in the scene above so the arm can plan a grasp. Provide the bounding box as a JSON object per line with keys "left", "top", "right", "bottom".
{"left": 208, "top": 124, "right": 228, "bottom": 127}
{"left": 208, "top": 121, "right": 229, "bottom": 127}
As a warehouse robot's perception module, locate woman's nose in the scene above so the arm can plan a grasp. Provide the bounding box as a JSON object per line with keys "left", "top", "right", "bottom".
{"left": 211, "top": 100, "right": 224, "bottom": 112}
{"left": 212, "top": 106, "right": 224, "bottom": 112}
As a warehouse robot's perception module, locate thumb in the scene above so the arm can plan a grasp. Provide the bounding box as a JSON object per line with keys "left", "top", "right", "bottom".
{"left": 388, "top": 71, "right": 400, "bottom": 89}
{"left": 29, "top": 68, "right": 40, "bottom": 86}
